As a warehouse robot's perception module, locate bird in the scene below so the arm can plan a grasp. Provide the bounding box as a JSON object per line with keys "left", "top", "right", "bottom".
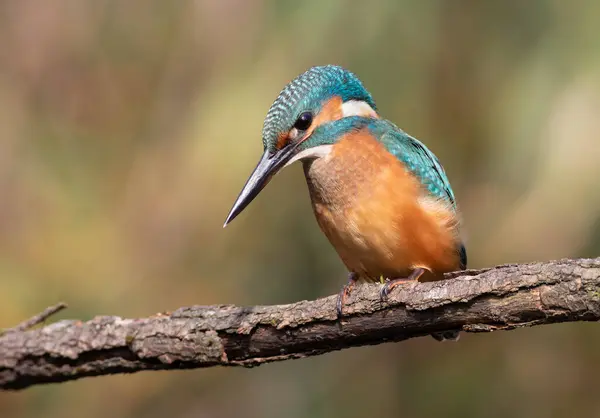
{"left": 223, "top": 65, "right": 466, "bottom": 341}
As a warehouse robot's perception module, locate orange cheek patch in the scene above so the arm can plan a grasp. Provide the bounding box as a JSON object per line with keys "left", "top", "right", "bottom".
{"left": 276, "top": 132, "right": 289, "bottom": 150}
{"left": 306, "top": 96, "right": 344, "bottom": 137}
{"left": 275, "top": 96, "right": 344, "bottom": 150}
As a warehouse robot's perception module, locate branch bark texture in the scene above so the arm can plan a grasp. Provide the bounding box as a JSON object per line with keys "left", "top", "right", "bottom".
{"left": 2, "top": 257, "right": 600, "bottom": 391}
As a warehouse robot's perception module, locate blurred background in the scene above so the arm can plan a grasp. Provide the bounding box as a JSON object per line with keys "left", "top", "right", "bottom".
{"left": 1, "top": 1, "right": 600, "bottom": 417}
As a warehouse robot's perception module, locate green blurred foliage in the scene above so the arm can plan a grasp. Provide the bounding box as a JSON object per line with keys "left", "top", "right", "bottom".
{"left": 2, "top": 1, "right": 600, "bottom": 417}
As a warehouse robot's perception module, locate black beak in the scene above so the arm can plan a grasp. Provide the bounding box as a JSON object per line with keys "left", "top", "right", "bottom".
{"left": 223, "top": 143, "right": 299, "bottom": 227}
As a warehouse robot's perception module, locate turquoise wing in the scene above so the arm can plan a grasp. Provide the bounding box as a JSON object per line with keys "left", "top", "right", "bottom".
{"left": 369, "top": 121, "right": 457, "bottom": 209}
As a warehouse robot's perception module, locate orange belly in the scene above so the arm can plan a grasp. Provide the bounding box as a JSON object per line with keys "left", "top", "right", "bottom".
{"left": 303, "top": 129, "right": 462, "bottom": 281}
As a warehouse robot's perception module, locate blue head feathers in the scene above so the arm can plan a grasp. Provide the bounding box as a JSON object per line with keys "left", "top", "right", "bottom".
{"left": 261, "top": 65, "right": 376, "bottom": 152}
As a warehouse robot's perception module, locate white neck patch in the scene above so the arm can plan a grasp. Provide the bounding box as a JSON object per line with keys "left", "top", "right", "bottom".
{"left": 284, "top": 144, "right": 332, "bottom": 168}
{"left": 341, "top": 100, "right": 378, "bottom": 118}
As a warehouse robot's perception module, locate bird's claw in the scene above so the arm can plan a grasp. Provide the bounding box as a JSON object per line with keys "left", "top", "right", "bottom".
{"left": 379, "top": 268, "right": 426, "bottom": 301}
{"left": 379, "top": 277, "right": 408, "bottom": 301}
{"left": 336, "top": 292, "right": 345, "bottom": 318}
{"left": 379, "top": 281, "right": 392, "bottom": 301}
{"left": 337, "top": 272, "right": 358, "bottom": 318}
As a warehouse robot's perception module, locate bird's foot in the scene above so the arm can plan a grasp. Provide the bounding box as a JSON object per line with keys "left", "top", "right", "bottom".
{"left": 430, "top": 330, "right": 461, "bottom": 342}
{"left": 336, "top": 272, "right": 359, "bottom": 318}
{"left": 379, "top": 268, "right": 426, "bottom": 301}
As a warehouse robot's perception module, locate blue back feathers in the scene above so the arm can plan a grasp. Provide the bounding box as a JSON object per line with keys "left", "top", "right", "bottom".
{"left": 369, "top": 121, "right": 457, "bottom": 208}
{"left": 262, "top": 65, "right": 376, "bottom": 152}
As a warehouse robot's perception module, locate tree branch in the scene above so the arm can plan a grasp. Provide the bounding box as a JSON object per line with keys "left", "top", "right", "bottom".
{"left": 3, "top": 302, "right": 68, "bottom": 334}
{"left": 2, "top": 257, "right": 600, "bottom": 391}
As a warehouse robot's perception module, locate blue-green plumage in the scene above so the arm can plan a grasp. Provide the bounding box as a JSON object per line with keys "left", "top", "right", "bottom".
{"left": 372, "top": 121, "right": 457, "bottom": 208}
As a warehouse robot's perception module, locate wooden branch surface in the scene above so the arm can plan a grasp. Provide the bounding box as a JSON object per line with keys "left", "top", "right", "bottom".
{"left": 2, "top": 257, "right": 600, "bottom": 391}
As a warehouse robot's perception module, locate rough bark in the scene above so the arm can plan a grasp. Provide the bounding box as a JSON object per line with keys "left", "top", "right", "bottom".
{"left": 2, "top": 257, "right": 600, "bottom": 391}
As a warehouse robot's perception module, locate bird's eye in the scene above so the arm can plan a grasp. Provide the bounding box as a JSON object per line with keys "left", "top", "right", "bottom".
{"left": 293, "top": 112, "right": 313, "bottom": 131}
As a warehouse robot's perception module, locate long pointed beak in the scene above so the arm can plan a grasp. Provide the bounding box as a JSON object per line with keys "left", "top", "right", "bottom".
{"left": 223, "top": 144, "right": 298, "bottom": 227}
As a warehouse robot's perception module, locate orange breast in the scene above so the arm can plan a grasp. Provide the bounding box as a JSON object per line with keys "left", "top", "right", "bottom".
{"left": 303, "top": 129, "right": 462, "bottom": 281}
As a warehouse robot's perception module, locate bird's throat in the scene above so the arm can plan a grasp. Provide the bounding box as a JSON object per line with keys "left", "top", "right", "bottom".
{"left": 284, "top": 144, "right": 333, "bottom": 168}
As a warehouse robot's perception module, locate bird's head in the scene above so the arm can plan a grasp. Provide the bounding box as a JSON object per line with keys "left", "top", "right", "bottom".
{"left": 224, "top": 65, "right": 378, "bottom": 226}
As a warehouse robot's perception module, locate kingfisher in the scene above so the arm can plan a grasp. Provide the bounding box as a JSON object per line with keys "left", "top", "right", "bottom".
{"left": 224, "top": 65, "right": 466, "bottom": 339}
